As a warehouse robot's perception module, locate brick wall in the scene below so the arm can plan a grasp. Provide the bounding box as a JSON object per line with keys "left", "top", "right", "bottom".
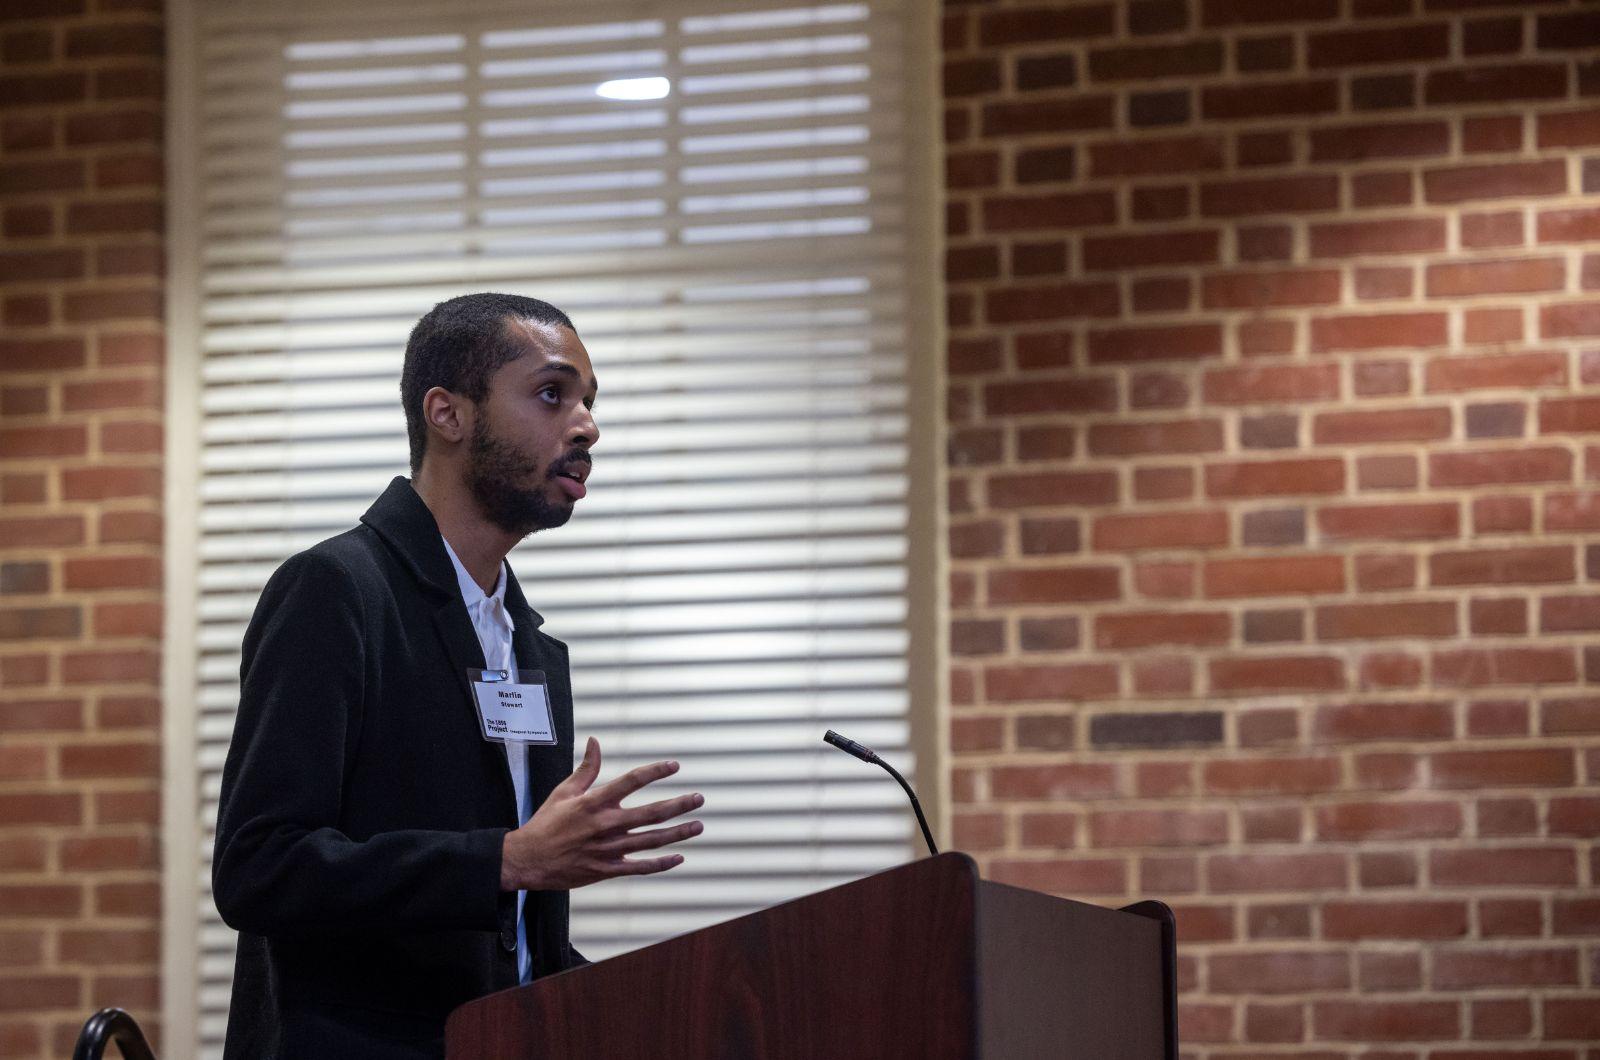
{"left": 0, "top": 0, "right": 165, "bottom": 1055}
{"left": 943, "top": 0, "right": 1599, "bottom": 1055}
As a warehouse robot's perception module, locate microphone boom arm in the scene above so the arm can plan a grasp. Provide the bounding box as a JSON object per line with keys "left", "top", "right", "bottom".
{"left": 823, "top": 730, "right": 939, "bottom": 857}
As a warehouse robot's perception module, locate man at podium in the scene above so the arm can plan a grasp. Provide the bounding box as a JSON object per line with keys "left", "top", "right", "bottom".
{"left": 211, "top": 294, "right": 704, "bottom": 1059}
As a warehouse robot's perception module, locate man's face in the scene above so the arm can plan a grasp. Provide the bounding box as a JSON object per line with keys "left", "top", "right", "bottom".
{"left": 463, "top": 320, "right": 599, "bottom": 537}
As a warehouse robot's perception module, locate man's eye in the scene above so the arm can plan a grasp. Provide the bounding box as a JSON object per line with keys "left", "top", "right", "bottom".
{"left": 538, "top": 386, "right": 561, "bottom": 405}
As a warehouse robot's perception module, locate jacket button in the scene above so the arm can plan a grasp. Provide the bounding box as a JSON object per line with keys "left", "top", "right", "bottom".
{"left": 501, "top": 930, "right": 517, "bottom": 953}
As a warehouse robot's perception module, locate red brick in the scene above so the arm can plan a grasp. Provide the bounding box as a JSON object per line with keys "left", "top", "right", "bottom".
{"left": 983, "top": 377, "right": 1117, "bottom": 416}
{"left": 1203, "top": 554, "right": 1344, "bottom": 598}
{"left": 65, "top": 198, "right": 162, "bottom": 234}
{"left": 1312, "top": 216, "right": 1452, "bottom": 257}
{"left": 99, "top": 332, "right": 162, "bottom": 367}
{"left": 1201, "top": 79, "right": 1339, "bottom": 120}
{"left": 1315, "top": 699, "right": 1454, "bottom": 741}
{"left": 1312, "top": 408, "right": 1451, "bottom": 445}
{"left": 1429, "top": 447, "right": 1572, "bottom": 488}
{"left": 1461, "top": 114, "right": 1524, "bottom": 153}
{"left": 1315, "top": 802, "right": 1461, "bottom": 841}
{"left": 0, "top": 974, "right": 80, "bottom": 1012}
{"left": 1358, "top": 950, "right": 1421, "bottom": 990}
{"left": 979, "top": 563, "right": 1120, "bottom": 605}
{"left": 1324, "top": 899, "right": 1468, "bottom": 940}
{"left": 1535, "top": 205, "right": 1600, "bottom": 246}
{"left": 1132, "top": 655, "right": 1193, "bottom": 694}
{"left": 1309, "top": 312, "right": 1447, "bottom": 353}
{"left": 61, "top": 373, "right": 160, "bottom": 411}
{"left": 1087, "top": 135, "right": 1225, "bottom": 178}
{"left": 1308, "top": 24, "right": 1448, "bottom": 68}
{"left": 58, "top": 741, "right": 158, "bottom": 780}
{"left": 1423, "top": 160, "right": 1566, "bottom": 204}
{"left": 987, "top": 858, "right": 1127, "bottom": 896}
{"left": 984, "top": 281, "right": 1121, "bottom": 324}
{"left": 1317, "top": 502, "right": 1458, "bottom": 542}
{"left": 1426, "top": 256, "right": 1564, "bottom": 296}
{"left": 1236, "top": 318, "right": 1295, "bottom": 357}
{"left": 1199, "top": 176, "right": 1339, "bottom": 217}
{"left": 1425, "top": 351, "right": 1566, "bottom": 393}
{"left": 1542, "top": 300, "right": 1600, "bottom": 338}
{"left": 100, "top": 510, "right": 162, "bottom": 545}
{"left": 991, "top": 762, "right": 1119, "bottom": 800}
{"left": 1209, "top": 654, "right": 1345, "bottom": 692}
{"left": 1544, "top": 997, "right": 1600, "bottom": 1039}
{"left": 1426, "top": 62, "right": 1568, "bottom": 105}
{"left": 1205, "top": 457, "right": 1343, "bottom": 497}
{"left": 61, "top": 648, "right": 158, "bottom": 685}
{"left": 1312, "top": 999, "right": 1458, "bottom": 1041}
{"left": 0, "top": 248, "right": 85, "bottom": 282}
{"left": 1083, "top": 230, "right": 1220, "bottom": 271}
{"left": 1551, "top": 897, "right": 1600, "bottom": 936}
{"left": 0, "top": 791, "right": 81, "bottom": 827}
{"left": 983, "top": 190, "right": 1119, "bottom": 234}
{"left": 1435, "top": 947, "right": 1579, "bottom": 989}
{"left": 1542, "top": 693, "right": 1600, "bottom": 736}
{"left": 1203, "top": 270, "right": 1344, "bottom": 312}
{"left": 1204, "top": 756, "right": 1339, "bottom": 795}
{"left": 1432, "top": 646, "right": 1578, "bottom": 687}
{"left": 62, "top": 556, "right": 160, "bottom": 591}
{"left": 1208, "top": 853, "right": 1347, "bottom": 894}
{"left": 1086, "top": 323, "right": 1223, "bottom": 364}
{"left": 1473, "top": 494, "right": 1533, "bottom": 532}
{"left": 1539, "top": 396, "right": 1600, "bottom": 434}
{"left": 984, "top": 663, "right": 1118, "bottom": 703}
{"left": 59, "top": 834, "right": 156, "bottom": 871}
{"left": 1541, "top": 594, "right": 1600, "bottom": 633}
{"left": 1462, "top": 307, "right": 1523, "bottom": 344}
{"left": 1549, "top": 794, "right": 1600, "bottom": 833}
{"left": 1351, "top": 170, "right": 1413, "bottom": 208}
{"left": 1094, "top": 610, "right": 1230, "bottom": 649}
{"left": 978, "top": 5, "right": 1116, "bottom": 47}
{"left": 1461, "top": 209, "right": 1524, "bottom": 248}
{"left": 1133, "top": 276, "right": 1197, "bottom": 315}
{"left": 1538, "top": 105, "right": 1600, "bottom": 148}
{"left": 1467, "top": 697, "right": 1529, "bottom": 739}
{"left": 1088, "top": 808, "right": 1227, "bottom": 848}
{"left": 1090, "top": 510, "right": 1228, "bottom": 552}
{"left": 988, "top": 470, "right": 1117, "bottom": 509}
{"left": 1430, "top": 545, "right": 1575, "bottom": 586}
{"left": 0, "top": 516, "right": 86, "bottom": 549}
{"left": 1211, "top": 951, "right": 1348, "bottom": 999}
{"left": 1432, "top": 748, "right": 1574, "bottom": 788}
{"left": 1315, "top": 601, "right": 1457, "bottom": 641}
{"left": 0, "top": 337, "right": 86, "bottom": 373}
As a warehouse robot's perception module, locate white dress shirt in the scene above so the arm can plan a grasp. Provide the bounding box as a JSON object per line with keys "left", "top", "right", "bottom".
{"left": 441, "top": 536, "right": 533, "bottom": 984}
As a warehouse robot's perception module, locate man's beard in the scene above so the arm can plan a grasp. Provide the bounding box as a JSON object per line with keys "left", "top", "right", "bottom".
{"left": 464, "top": 414, "right": 574, "bottom": 537}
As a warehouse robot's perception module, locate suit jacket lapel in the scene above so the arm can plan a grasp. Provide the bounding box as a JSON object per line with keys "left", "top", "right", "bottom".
{"left": 504, "top": 568, "right": 572, "bottom": 803}
{"left": 361, "top": 477, "right": 521, "bottom": 824}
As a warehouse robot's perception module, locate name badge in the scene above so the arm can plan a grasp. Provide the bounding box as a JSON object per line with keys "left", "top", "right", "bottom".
{"left": 468, "top": 668, "right": 557, "bottom": 745}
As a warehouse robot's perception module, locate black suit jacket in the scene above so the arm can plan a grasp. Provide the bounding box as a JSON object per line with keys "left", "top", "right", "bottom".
{"left": 213, "top": 477, "right": 582, "bottom": 1059}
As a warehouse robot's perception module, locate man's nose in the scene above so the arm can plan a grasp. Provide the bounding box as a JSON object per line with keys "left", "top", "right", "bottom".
{"left": 569, "top": 405, "right": 598, "bottom": 449}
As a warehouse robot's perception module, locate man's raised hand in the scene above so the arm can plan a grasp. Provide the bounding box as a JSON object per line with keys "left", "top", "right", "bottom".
{"left": 500, "top": 737, "right": 703, "bottom": 892}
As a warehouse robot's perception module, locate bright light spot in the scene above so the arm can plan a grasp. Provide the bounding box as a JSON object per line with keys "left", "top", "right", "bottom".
{"left": 596, "top": 76, "right": 670, "bottom": 101}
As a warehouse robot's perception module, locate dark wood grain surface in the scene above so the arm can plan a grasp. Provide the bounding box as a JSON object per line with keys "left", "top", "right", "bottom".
{"left": 446, "top": 853, "right": 981, "bottom": 1060}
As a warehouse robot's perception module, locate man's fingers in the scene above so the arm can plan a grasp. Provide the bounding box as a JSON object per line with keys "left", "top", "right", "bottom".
{"left": 555, "top": 736, "right": 601, "bottom": 797}
{"left": 597, "top": 820, "right": 703, "bottom": 856}
{"left": 591, "top": 758, "right": 680, "bottom": 803}
{"left": 609, "top": 792, "right": 703, "bottom": 833}
{"left": 608, "top": 853, "right": 685, "bottom": 877}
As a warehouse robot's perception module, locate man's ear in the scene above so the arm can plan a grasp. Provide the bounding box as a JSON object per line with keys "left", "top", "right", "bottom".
{"left": 422, "top": 386, "right": 470, "bottom": 449}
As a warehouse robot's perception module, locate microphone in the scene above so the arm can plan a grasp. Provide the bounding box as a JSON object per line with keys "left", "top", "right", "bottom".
{"left": 823, "top": 730, "right": 939, "bottom": 857}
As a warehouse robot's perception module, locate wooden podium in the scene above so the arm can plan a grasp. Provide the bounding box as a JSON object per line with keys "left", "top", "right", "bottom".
{"left": 446, "top": 852, "right": 1177, "bottom": 1059}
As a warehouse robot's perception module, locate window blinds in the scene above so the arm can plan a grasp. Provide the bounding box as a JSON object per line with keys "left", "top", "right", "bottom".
{"left": 182, "top": 0, "right": 922, "bottom": 1053}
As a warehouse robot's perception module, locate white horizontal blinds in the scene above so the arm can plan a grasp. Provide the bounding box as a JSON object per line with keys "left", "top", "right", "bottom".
{"left": 190, "top": 0, "right": 914, "bottom": 1054}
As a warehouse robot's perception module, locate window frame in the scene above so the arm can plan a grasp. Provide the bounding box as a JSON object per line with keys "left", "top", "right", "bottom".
{"left": 161, "top": 1, "right": 944, "bottom": 1054}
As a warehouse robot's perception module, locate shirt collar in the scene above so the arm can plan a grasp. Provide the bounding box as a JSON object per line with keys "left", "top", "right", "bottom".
{"left": 440, "top": 534, "right": 508, "bottom": 616}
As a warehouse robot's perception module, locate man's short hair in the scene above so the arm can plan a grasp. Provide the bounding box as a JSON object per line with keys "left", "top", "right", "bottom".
{"left": 400, "top": 292, "right": 576, "bottom": 473}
